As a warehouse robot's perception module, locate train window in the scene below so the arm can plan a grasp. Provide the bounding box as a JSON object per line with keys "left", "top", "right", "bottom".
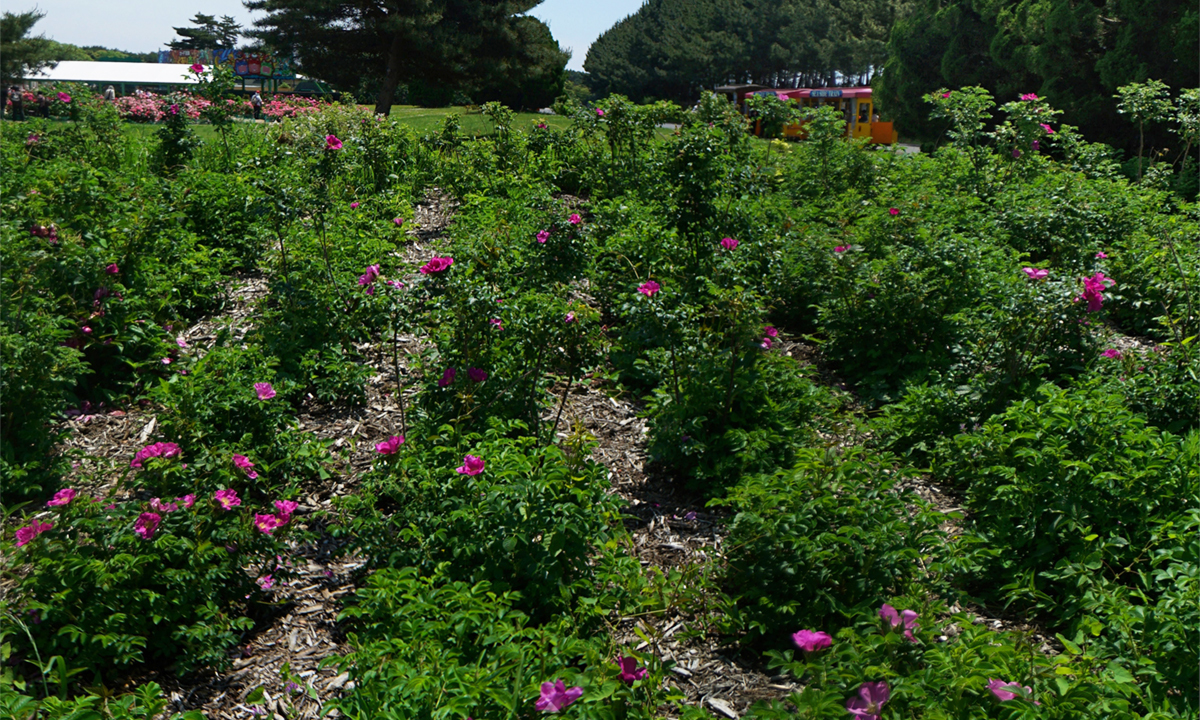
{"left": 859, "top": 102, "right": 871, "bottom": 123}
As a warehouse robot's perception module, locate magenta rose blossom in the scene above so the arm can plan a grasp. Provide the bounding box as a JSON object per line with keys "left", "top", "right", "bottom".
{"left": 564, "top": 312, "right": 576, "bottom": 323}
{"left": 1039, "top": 123, "right": 1054, "bottom": 134}
{"left": 130, "top": 441, "right": 182, "bottom": 469}
{"left": 616, "top": 655, "right": 648, "bottom": 684}
{"left": 46, "top": 488, "right": 77, "bottom": 507}
{"left": 846, "top": 681, "right": 889, "bottom": 720}
{"left": 105, "top": 263, "right": 119, "bottom": 274}
{"left": 350, "top": 201, "right": 360, "bottom": 209}
{"left": 393, "top": 217, "right": 405, "bottom": 226}
{"left": 56, "top": 92, "right": 72, "bottom": 103}
{"left": 233, "top": 454, "right": 259, "bottom": 479}
{"left": 375, "top": 435, "right": 404, "bottom": 454}
{"left": 325, "top": 134, "right": 343, "bottom": 150}
{"left": 15, "top": 521, "right": 53, "bottom": 547}
{"left": 189, "top": 63, "right": 204, "bottom": 73}
{"left": 257, "top": 574, "right": 275, "bottom": 591}
{"left": 569, "top": 213, "right": 582, "bottom": 225}
{"left": 419, "top": 256, "right": 454, "bottom": 274}
{"left": 1020, "top": 93, "right": 1038, "bottom": 101}
{"left": 179, "top": 494, "right": 196, "bottom": 510}
{"left": 720, "top": 237, "right": 738, "bottom": 250}
{"left": 134, "top": 512, "right": 162, "bottom": 540}
{"left": 274, "top": 500, "right": 298, "bottom": 522}
{"left": 834, "top": 245, "right": 848, "bottom": 253}
{"left": 467, "top": 367, "right": 488, "bottom": 383}
{"left": 1022, "top": 267, "right": 1049, "bottom": 280}
{"left": 490, "top": 317, "right": 504, "bottom": 330}
{"left": 254, "top": 513, "right": 282, "bottom": 535}
{"left": 150, "top": 497, "right": 179, "bottom": 513}
{"left": 535, "top": 680, "right": 583, "bottom": 712}
{"left": 988, "top": 679, "right": 1038, "bottom": 704}
{"left": 1101, "top": 348, "right": 1122, "bottom": 359}
{"left": 1078, "top": 272, "right": 1113, "bottom": 312}
{"left": 255, "top": 382, "right": 276, "bottom": 400}
{"left": 1095, "top": 251, "right": 1108, "bottom": 259}
{"left": 456, "top": 454, "right": 485, "bottom": 476}
{"left": 889, "top": 207, "right": 899, "bottom": 215}
{"left": 214, "top": 488, "right": 241, "bottom": 511}
{"left": 536, "top": 230, "right": 550, "bottom": 243}
{"left": 879, "top": 603, "right": 920, "bottom": 642}
{"left": 438, "top": 367, "right": 457, "bottom": 387}
{"left": 638, "top": 280, "right": 661, "bottom": 297}
{"left": 792, "top": 629, "right": 833, "bottom": 653}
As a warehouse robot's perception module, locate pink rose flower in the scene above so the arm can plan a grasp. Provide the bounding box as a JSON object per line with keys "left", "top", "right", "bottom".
{"left": 1101, "top": 348, "right": 1122, "bottom": 359}
{"left": 274, "top": 500, "right": 298, "bottom": 522}
{"left": 467, "top": 367, "right": 488, "bottom": 382}
{"left": 350, "top": 201, "right": 360, "bottom": 209}
{"left": 792, "top": 629, "right": 832, "bottom": 653}
{"left": 15, "top": 521, "right": 53, "bottom": 547}
{"left": 134, "top": 512, "right": 162, "bottom": 540}
{"left": 1022, "top": 267, "right": 1048, "bottom": 280}
{"left": 419, "top": 256, "right": 454, "bottom": 274}
{"left": 325, "top": 134, "right": 343, "bottom": 150}
{"left": 150, "top": 497, "right": 179, "bottom": 513}
{"left": 616, "top": 655, "right": 648, "bottom": 684}
{"left": 569, "top": 213, "right": 582, "bottom": 225}
{"left": 638, "top": 280, "right": 660, "bottom": 297}
{"left": 456, "top": 454, "right": 485, "bottom": 476}
{"left": 536, "top": 230, "right": 550, "bottom": 243}
{"left": 1039, "top": 123, "right": 1054, "bottom": 134}
{"left": 214, "top": 488, "right": 241, "bottom": 511}
{"left": 438, "top": 367, "right": 456, "bottom": 387}
{"left": 255, "top": 382, "right": 276, "bottom": 400}
{"left": 257, "top": 575, "right": 275, "bottom": 591}
{"left": 233, "top": 454, "right": 259, "bottom": 479}
{"left": 1020, "top": 93, "right": 1038, "bottom": 101}
{"left": 130, "top": 442, "right": 182, "bottom": 469}
{"left": 105, "top": 263, "right": 119, "bottom": 274}
{"left": 535, "top": 680, "right": 583, "bottom": 712}
{"left": 254, "top": 513, "right": 282, "bottom": 535}
{"left": 189, "top": 63, "right": 204, "bottom": 74}
{"left": 375, "top": 435, "right": 404, "bottom": 454}
{"left": 879, "top": 603, "right": 920, "bottom": 642}
{"left": 720, "top": 237, "right": 738, "bottom": 250}
{"left": 846, "top": 681, "right": 889, "bottom": 720}
{"left": 988, "top": 679, "right": 1038, "bottom": 704}
{"left": 46, "top": 488, "right": 77, "bottom": 507}
{"left": 834, "top": 246, "right": 848, "bottom": 253}
{"left": 564, "top": 312, "right": 576, "bottom": 323}
{"left": 889, "top": 207, "right": 899, "bottom": 215}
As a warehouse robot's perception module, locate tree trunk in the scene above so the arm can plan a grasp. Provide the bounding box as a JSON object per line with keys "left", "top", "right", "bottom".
{"left": 373, "top": 31, "right": 405, "bottom": 116}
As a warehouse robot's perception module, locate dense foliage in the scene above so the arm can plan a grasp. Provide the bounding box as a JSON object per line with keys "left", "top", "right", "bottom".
{"left": 2, "top": 83, "right": 1196, "bottom": 720}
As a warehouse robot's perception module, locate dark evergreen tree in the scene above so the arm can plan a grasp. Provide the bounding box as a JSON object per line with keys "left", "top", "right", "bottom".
{"left": 1, "top": 11, "right": 56, "bottom": 86}
{"left": 244, "top": 0, "right": 567, "bottom": 114}
{"left": 169, "top": 13, "right": 243, "bottom": 49}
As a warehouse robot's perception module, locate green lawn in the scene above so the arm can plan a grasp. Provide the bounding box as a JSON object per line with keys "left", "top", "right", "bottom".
{"left": 374, "top": 104, "right": 572, "bottom": 134}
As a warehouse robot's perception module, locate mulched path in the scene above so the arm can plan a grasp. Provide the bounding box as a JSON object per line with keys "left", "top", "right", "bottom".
{"left": 17, "top": 187, "right": 1066, "bottom": 719}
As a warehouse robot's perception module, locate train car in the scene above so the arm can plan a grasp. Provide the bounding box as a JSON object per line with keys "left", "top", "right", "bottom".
{"left": 733, "top": 86, "right": 898, "bottom": 145}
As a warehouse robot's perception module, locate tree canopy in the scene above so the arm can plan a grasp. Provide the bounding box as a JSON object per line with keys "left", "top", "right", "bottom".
{"left": 877, "top": 0, "right": 1198, "bottom": 149}
{"left": 584, "top": 0, "right": 906, "bottom": 103}
{"left": 2, "top": 10, "right": 56, "bottom": 86}
{"left": 244, "top": 0, "right": 569, "bottom": 113}
{"left": 169, "top": 13, "right": 244, "bottom": 49}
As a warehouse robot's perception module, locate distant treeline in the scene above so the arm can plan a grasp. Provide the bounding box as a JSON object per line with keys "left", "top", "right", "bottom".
{"left": 584, "top": 0, "right": 1198, "bottom": 150}
{"left": 48, "top": 43, "right": 158, "bottom": 63}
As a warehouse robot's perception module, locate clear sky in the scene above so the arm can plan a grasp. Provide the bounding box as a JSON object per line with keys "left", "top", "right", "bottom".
{"left": 19, "top": 0, "right": 645, "bottom": 71}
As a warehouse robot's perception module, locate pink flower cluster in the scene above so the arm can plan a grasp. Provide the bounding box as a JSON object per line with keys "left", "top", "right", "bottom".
{"left": 15, "top": 521, "right": 54, "bottom": 547}
{"left": 130, "top": 441, "right": 182, "bottom": 468}
{"left": 113, "top": 92, "right": 210, "bottom": 122}
{"left": 254, "top": 500, "right": 298, "bottom": 535}
{"left": 375, "top": 435, "right": 404, "bottom": 454}
{"left": 233, "top": 454, "right": 259, "bottom": 479}
{"left": 792, "top": 629, "right": 832, "bottom": 652}
{"left": 1078, "top": 272, "right": 1113, "bottom": 312}
{"left": 536, "top": 680, "right": 582, "bottom": 712}
{"left": 761, "top": 326, "right": 778, "bottom": 350}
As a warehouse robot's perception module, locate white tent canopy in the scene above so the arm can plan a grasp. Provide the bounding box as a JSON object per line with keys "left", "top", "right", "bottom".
{"left": 25, "top": 61, "right": 199, "bottom": 86}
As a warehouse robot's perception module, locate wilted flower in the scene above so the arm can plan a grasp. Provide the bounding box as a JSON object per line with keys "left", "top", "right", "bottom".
{"left": 134, "top": 512, "right": 162, "bottom": 540}
{"left": 255, "top": 382, "right": 276, "bottom": 400}
{"left": 467, "top": 367, "right": 488, "bottom": 382}
{"left": 358, "top": 263, "right": 381, "bottom": 286}
{"left": 720, "top": 237, "right": 738, "bottom": 250}
{"left": 564, "top": 312, "right": 576, "bottom": 323}
{"left": 569, "top": 213, "right": 582, "bottom": 225}
{"left": 46, "top": 488, "right": 77, "bottom": 507}
{"left": 214, "top": 488, "right": 241, "bottom": 511}
{"left": 616, "top": 655, "right": 648, "bottom": 684}
{"left": 638, "top": 280, "right": 661, "bottom": 297}
{"left": 792, "top": 629, "right": 833, "bottom": 653}
{"left": 15, "top": 521, "right": 53, "bottom": 547}
{"left": 988, "top": 679, "right": 1038, "bottom": 704}
{"left": 274, "top": 500, "right": 298, "bottom": 522}
{"left": 150, "top": 497, "right": 179, "bottom": 513}
{"left": 846, "top": 681, "right": 890, "bottom": 720}
{"left": 535, "top": 680, "right": 583, "bottom": 712}
{"left": 325, "top": 134, "right": 343, "bottom": 150}
{"left": 375, "top": 435, "right": 404, "bottom": 454}
{"left": 438, "top": 367, "right": 456, "bottom": 387}
{"left": 1022, "top": 267, "right": 1049, "bottom": 280}
{"left": 490, "top": 317, "right": 503, "bottom": 330}
{"left": 761, "top": 337, "right": 773, "bottom": 349}
{"left": 1032, "top": 139, "right": 1040, "bottom": 150}
{"left": 105, "top": 263, "right": 119, "bottom": 274}
{"left": 233, "top": 454, "right": 259, "bottom": 479}
{"left": 1012, "top": 148, "right": 1021, "bottom": 158}
{"left": 1039, "top": 123, "right": 1054, "bottom": 134}
{"left": 257, "top": 575, "right": 275, "bottom": 591}
{"left": 456, "top": 454, "right": 485, "bottom": 476}
{"left": 879, "top": 603, "right": 920, "bottom": 642}
{"left": 130, "top": 441, "right": 182, "bottom": 469}
{"left": 536, "top": 230, "right": 550, "bottom": 243}
{"left": 176, "top": 337, "right": 188, "bottom": 348}
{"left": 764, "top": 326, "right": 778, "bottom": 338}
{"left": 419, "top": 256, "right": 454, "bottom": 274}
{"left": 1095, "top": 251, "right": 1108, "bottom": 259}
{"left": 1078, "top": 272, "right": 1112, "bottom": 312}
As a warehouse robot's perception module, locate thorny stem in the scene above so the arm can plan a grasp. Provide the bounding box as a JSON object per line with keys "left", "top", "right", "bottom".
{"left": 392, "top": 310, "right": 407, "bottom": 437}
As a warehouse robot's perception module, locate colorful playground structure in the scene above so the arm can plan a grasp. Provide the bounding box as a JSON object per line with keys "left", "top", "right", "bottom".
{"left": 716, "top": 85, "right": 899, "bottom": 144}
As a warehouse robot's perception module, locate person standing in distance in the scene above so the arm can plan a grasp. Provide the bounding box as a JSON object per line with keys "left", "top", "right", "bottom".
{"left": 251, "top": 90, "right": 263, "bottom": 120}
